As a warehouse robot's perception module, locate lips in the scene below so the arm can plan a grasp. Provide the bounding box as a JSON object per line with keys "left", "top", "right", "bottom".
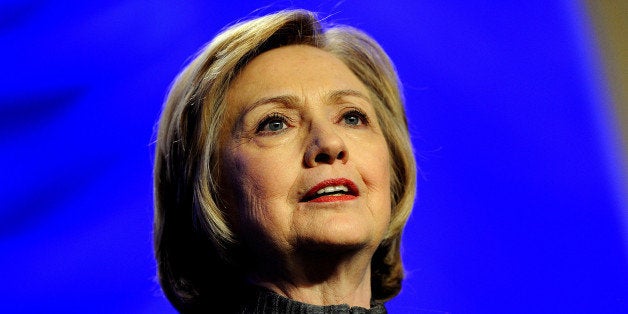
{"left": 300, "top": 178, "right": 359, "bottom": 203}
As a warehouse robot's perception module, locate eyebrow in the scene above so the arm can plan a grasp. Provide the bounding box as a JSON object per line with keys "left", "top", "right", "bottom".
{"left": 242, "top": 89, "right": 371, "bottom": 113}
{"left": 325, "top": 89, "right": 372, "bottom": 104}
{"left": 244, "top": 94, "right": 302, "bottom": 112}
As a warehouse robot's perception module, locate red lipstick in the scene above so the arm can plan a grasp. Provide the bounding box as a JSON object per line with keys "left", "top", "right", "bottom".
{"left": 301, "top": 178, "right": 359, "bottom": 203}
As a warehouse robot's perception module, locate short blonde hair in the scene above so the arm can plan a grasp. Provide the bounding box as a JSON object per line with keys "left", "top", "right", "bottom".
{"left": 153, "top": 9, "right": 416, "bottom": 312}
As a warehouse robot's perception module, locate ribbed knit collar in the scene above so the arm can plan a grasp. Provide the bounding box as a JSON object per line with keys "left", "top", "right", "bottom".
{"left": 236, "top": 286, "right": 388, "bottom": 314}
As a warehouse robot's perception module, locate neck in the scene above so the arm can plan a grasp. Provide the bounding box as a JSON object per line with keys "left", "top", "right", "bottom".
{"left": 250, "top": 247, "right": 375, "bottom": 308}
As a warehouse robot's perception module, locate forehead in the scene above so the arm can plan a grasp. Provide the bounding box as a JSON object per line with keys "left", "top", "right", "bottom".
{"left": 226, "top": 45, "right": 370, "bottom": 106}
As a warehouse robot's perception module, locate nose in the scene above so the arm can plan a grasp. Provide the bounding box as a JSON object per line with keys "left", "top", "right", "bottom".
{"left": 303, "top": 123, "right": 348, "bottom": 167}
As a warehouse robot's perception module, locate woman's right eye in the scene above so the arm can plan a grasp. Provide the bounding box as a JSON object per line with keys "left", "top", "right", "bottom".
{"left": 256, "top": 114, "right": 288, "bottom": 133}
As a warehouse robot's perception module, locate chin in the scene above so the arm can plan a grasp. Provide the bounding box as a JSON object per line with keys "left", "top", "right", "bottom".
{"left": 296, "top": 222, "right": 379, "bottom": 253}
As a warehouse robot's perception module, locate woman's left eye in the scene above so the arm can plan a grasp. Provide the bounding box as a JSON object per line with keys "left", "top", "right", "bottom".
{"left": 342, "top": 110, "right": 368, "bottom": 126}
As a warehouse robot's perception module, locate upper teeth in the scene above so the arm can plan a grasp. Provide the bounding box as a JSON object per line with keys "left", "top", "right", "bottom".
{"left": 316, "top": 185, "right": 349, "bottom": 195}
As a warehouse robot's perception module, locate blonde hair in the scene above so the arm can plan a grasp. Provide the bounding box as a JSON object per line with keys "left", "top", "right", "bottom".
{"left": 153, "top": 9, "right": 416, "bottom": 312}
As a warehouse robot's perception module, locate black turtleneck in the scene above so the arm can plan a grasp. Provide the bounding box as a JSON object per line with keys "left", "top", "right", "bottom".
{"left": 235, "top": 286, "right": 388, "bottom": 314}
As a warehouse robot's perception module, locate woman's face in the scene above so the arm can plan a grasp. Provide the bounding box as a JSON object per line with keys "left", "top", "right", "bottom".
{"left": 221, "top": 45, "right": 391, "bottom": 255}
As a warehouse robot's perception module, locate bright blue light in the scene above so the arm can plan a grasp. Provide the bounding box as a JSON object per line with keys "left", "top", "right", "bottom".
{"left": 0, "top": 1, "right": 625, "bottom": 312}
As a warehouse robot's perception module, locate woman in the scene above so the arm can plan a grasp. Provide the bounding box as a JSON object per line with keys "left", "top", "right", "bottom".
{"left": 153, "top": 9, "right": 416, "bottom": 313}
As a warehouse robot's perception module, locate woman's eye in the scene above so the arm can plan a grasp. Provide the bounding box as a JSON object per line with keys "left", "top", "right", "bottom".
{"left": 344, "top": 114, "right": 360, "bottom": 125}
{"left": 256, "top": 114, "right": 288, "bottom": 133}
{"left": 267, "top": 120, "right": 286, "bottom": 131}
{"left": 342, "top": 110, "right": 368, "bottom": 126}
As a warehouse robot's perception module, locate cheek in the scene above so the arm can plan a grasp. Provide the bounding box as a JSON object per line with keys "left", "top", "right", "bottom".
{"left": 232, "top": 150, "right": 291, "bottom": 199}
{"left": 361, "top": 140, "right": 393, "bottom": 219}
{"left": 374, "top": 150, "right": 393, "bottom": 234}
{"left": 225, "top": 147, "right": 297, "bottom": 233}
{"left": 377, "top": 155, "right": 393, "bottom": 215}
{"left": 364, "top": 141, "right": 392, "bottom": 191}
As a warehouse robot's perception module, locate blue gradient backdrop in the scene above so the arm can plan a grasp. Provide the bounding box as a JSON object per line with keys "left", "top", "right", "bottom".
{"left": 1, "top": 0, "right": 626, "bottom": 313}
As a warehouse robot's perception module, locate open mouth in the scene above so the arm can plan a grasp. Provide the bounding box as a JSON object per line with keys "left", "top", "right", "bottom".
{"left": 300, "top": 178, "right": 359, "bottom": 203}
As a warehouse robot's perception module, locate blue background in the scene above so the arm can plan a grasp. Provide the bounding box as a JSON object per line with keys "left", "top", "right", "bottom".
{"left": 1, "top": 0, "right": 626, "bottom": 313}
